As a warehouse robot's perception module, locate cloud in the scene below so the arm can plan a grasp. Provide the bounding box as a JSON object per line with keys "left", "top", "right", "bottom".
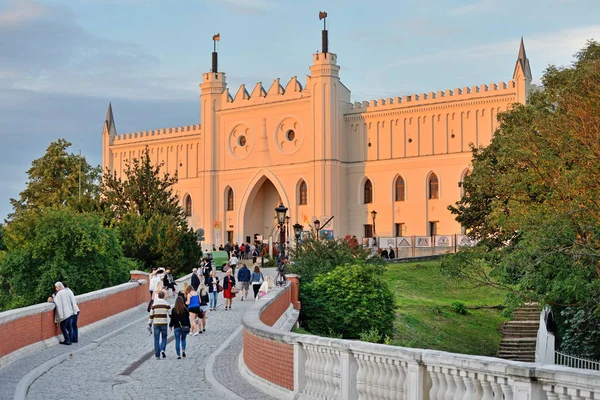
{"left": 448, "top": 0, "right": 500, "bottom": 15}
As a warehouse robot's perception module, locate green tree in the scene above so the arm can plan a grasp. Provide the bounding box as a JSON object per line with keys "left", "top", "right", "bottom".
{"left": 101, "top": 148, "right": 200, "bottom": 274}
{"left": 443, "top": 41, "right": 600, "bottom": 357}
{"left": 0, "top": 208, "right": 133, "bottom": 311}
{"left": 8, "top": 139, "right": 101, "bottom": 220}
{"left": 302, "top": 264, "right": 396, "bottom": 339}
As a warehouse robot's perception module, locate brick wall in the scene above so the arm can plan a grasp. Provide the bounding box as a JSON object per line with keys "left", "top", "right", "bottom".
{"left": 0, "top": 272, "right": 148, "bottom": 360}
{"left": 259, "top": 286, "right": 291, "bottom": 327}
{"left": 243, "top": 330, "right": 294, "bottom": 390}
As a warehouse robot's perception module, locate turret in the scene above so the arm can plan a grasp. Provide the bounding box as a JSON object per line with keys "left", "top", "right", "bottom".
{"left": 101, "top": 102, "right": 117, "bottom": 172}
{"left": 512, "top": 37, "right": 532, "bottom": 103}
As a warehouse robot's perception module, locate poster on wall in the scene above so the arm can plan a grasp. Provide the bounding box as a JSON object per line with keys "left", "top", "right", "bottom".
{"left": 435, "top": 235, "right": 452, "bottom": 247}
{"left": 300, "top": 231, "right": 311, "bottom": 242}
{"left": 457, "top": 235, "right": 477, "bottom": 247}
{"left": 379, "top": 237, "right": 396, "bottom": 248}
{"left": 214, "top": 221, "right": 221, "bottom": 244}
{"left": 396, "top": 237, "right": 412, "bottom": 247}
{"left": 320, "top": 230, "right": 334, "bottom": 240}
{"left": 415, "top": 236, "right": 431, "bottom": 247}
{"left": 362, "top": 237, "right": 376, "bottom": 247}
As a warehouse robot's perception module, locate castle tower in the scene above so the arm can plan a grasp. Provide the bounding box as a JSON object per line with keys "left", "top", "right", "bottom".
{"left": 199, "top": 36, "right": 227, "bottom": 242}
{"left": 101, "top": 102, "right": 117, "bottom": 173}
{"left": 309, "top": 13, "right": 350, "bottom": 234}
{"left": 513, "top": 37, "right": 532, "bottom": 104}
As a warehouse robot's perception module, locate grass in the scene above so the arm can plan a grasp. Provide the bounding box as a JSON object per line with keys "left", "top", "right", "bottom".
{"left": 385, "top": 260, "right": 508, "bottom": 356}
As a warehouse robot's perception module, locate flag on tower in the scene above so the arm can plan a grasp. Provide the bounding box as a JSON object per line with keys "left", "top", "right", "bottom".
{"left": 213, "top": 33, "right": 220, "bottom": 41}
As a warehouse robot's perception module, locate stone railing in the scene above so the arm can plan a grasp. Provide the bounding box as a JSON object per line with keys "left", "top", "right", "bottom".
{"left": 0, "top": 271, "right": 150, "bottom": 369}
{"left": 241, "top": 275, "right": 600, "bottom": 400}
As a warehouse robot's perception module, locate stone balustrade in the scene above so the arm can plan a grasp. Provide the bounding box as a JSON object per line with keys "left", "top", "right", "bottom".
{"left": 241, "top": 275, "right": 600, "bottom": 400}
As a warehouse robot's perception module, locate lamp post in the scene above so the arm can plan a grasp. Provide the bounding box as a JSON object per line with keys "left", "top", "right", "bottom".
{"left": 314, "top": 219, "right": 320, "bottom": 240}
{"left": 293, "top": 223, "right": 303, "bottom": 247}
{"left": 285, "top": 215, "right": 290, "bottom": 251}
{"left": 275, "top": 203, "right": 288, "bottom": 268}
{"left": 371, "top": 210, "right": 377, "bottom": 248}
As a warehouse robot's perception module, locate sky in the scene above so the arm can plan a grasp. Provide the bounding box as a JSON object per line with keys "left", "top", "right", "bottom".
{"left": 1, "top": 0, "right": 599, "bottom": 221}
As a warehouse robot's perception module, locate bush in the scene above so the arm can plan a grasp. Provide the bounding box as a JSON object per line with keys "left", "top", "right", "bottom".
{"left": 301, "top": 264, "right": 396, "bottom": 339}
{"left": 450, "top": 301, "right": 468, "bottom": 315}
{"left": 0, "top": 208, "right": 133, "bottom": 311}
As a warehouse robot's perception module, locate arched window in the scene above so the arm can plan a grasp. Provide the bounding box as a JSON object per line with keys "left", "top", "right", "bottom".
{"left": 227, "top": 188, "right": 234, "bottom": 211}
{"left": 299, "top": 180, "right": 308, "bottom": 205}
{"left": 395, "top": 176, "right": 405, "bottom": 201}
{"left": 364, "top": 179, "right": 373, "bottom": 204}
{"left": 184, "top": 195, "right": 192, "bottom": 217}
{"left": 429, "top": 173, "right": 439, "bottom": 199}
{"left": 460, "top": 169, "right": 471, "bottom": 197}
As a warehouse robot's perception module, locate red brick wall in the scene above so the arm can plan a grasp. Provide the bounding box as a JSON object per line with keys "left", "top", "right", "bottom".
{"left": 259, "top": 287, "right": 291, "bottom": 327}
{"left": 0, "top": 273, "right": 148, "bottom": 359}
{"left": 243, "top": 330, "right": 294, "bottom": 390}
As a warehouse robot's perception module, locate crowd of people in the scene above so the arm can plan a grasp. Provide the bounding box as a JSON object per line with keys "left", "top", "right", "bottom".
{"left": 147, "top": 261, "right": 267, "bottom": 360}
{"left": 48, "top": 249, "right": 271, "bottom": 361}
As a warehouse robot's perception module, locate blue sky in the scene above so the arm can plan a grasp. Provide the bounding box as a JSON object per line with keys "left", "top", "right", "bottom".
{"left": 1, "top": 0, "right": 599, "bottom": 221}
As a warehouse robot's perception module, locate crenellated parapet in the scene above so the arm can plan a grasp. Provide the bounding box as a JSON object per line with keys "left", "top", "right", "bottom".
{"left": 221, "top": 76, "right": 310, "bottom": 110}
{"left": 346, "top": 80, "right": 517, "bottom": 118}
{"left": 112, "top": 124, "right": 202, "bottom": 145}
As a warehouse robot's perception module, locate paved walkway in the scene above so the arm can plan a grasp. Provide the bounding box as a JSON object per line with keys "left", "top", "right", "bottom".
{"left": 0, "top": 266, "right": 278, "bottom": 400}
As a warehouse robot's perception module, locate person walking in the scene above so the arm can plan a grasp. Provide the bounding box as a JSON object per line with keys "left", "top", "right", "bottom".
{"left": 149, "top": 268, "right": 160, "bottom": 299}
{"left": 191, "top": 268, "right": 201, "bottom": 291}
{"left": 223, "top": 269, "right": 236, "bottom": 310}
{"left": 251, "top": 266, "right": 264, "bottom": 300}
{"left": 229, "top": 253, "right": 239, "bottom": 275}
{"left": 149, "top": 291, "right": 170, "bottom": 359}
{"left": 48, "top": 282, "right": 75, "bottom": 345}
{"left": 207, "top": 270, "right": 220, "bottom": 311}
{"left": 185, "top": 285, "right": 202, "bottom": 336}
{"left": 237, "top": 263, "right": 251, "bottom": 301}
{"left": 198, "top": 282, "right": 209, "bottom": 332}
{"left": 169, "top": 296, "right": 190, "bottom": 359}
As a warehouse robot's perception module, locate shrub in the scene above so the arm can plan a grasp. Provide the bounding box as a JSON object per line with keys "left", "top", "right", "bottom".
{"left": 450, "top": 301, "right": 468, "bottom": 315}
{"left": 301, "top": 263, "right": 395, "bottom": 339}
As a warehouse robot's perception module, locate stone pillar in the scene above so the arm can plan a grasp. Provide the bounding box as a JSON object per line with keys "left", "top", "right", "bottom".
{"left": 286, "top": 274, "right": 301, "bottom": 310}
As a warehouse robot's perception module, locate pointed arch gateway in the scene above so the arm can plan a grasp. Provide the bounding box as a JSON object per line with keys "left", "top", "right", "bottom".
{"left": 237, "top": 169, "right": 290, "bottom": 245}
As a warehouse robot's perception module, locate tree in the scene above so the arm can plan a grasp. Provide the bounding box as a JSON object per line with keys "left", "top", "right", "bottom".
{"left": 0, "top": 208, "right": 133, "bottom": 311}
{"left": 101, "top": 148, "right": 200, "bottom": 274}
{"left": 443, "top": 41, "right": 600, "bottom": 357}
{"left": 8, "top": 139, "right": 101, "bottom": 220}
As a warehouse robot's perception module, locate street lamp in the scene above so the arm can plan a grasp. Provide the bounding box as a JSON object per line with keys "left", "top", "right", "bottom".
{"left": 293, "top": 223, "right": 303, "bottom": 247}
{"left": 275, "top": 203, "right": 288, "bottom": 267}
{"left": 371, "top": 210, "right": 377, "bottom": 247}
{"left": 314, "top": 219, "right": 320, "bottom": 240}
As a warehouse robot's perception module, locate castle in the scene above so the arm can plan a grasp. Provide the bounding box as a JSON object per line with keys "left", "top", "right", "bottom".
{"left": 101, "top": 22, "right": 532, "bottom": 253}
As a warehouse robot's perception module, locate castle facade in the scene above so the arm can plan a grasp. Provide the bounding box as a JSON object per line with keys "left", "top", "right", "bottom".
{"left": 101, "top": 29, "right": 532, "bottom": 251}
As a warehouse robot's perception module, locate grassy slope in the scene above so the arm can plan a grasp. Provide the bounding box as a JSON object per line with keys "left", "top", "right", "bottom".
{"left": 385, "top": 261, "right": 508, "bottom": 357}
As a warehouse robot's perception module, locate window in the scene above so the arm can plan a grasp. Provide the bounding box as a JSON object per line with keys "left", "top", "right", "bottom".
{"left": 227, "top": 188, "right": 234, "bottom": 211}
{"left": 364, "top": 224, "right": 374, "bottom": 238}
{"left": 429, "top": 173, "right": 439, "bottom": 199}
{"left": 364, "top": 179, "right": 373, "bottom": 204}
{"left": 299, "top": 180, "right": 308, "bottom": 205}
{"left": 227, "top": 230, "right": 234, "bottom": 243}
{"left": 286, "top": 130, "right": 295, "bottom": 141}
{"left": 429, "top": 221, "right": 438, "bottom": 236}
{"left": 460, "top": 169, "right": 471, "bottom": 197}
{"left": 184, "top": 195, "right": 192, "bottom": 217}
{"left": 395, "top": 176, "right": 405, "bottom": 201}
{"left": 395, "top": 223, "right": 405, "bottom": 237}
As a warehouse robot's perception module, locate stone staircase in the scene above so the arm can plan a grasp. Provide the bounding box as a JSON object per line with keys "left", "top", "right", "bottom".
{"left": 498, "top": 304, "right": 540, "bottom": 362}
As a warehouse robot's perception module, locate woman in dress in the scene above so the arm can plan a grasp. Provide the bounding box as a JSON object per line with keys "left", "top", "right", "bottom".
{"left": 222, "top": 269, "right": 236, "bottom": 310}
{"left": 207, "top": 270, "right": 220, "bottom": 311}
{"left": 185, "top": 285, "right": 201, "bottom": 336}
{"left": 169, "top": 296, "right": 190, "bottom": 359}
{"left": 251, "top": 265, "right": 264, "bottom": 300}
{"left": 198, "top": 282, "right": 210, "bottom": 332}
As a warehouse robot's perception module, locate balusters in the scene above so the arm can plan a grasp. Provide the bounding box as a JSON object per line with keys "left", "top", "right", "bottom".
{"left": 544, "top": 385, "right": 560, "bottom": 400}
{"left": 437, "top": 369, "right": 448, "bottom": 400}
{"left": 376, "top": 356, "right": 388, "bottom": 399}
{"left": 462, "top": 371, "right": 477, "bottom": 400}
{"left": 429, "top": 366, "right": 441, "bottom": 400}
{"left": 356, "top": 353, "right": 368, "bottom": 400}
{"left": 444, "top": 369, "right": 456, "bottom": 400}
{"left": 453, "top": 371, "right": 466, "bottom": 400}
{"left": 479, "top": 375, "right": 493, "bottom": 400}
{"left": 322, "top": 348, "right": 332, "bottom": 397}
{"left": 396, "top": 360, "right": 407, "bottom": 400}
{"left": 489, "top": 377, "right": 503, "bottom": 400}
{"left": 331, "top": 349, "right": 341, "bottom": 398}
{"left": 500, "top": 378, "right": 514, "bottom": 400}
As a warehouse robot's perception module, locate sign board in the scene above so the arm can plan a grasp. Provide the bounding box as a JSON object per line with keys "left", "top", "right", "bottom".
{"left": 300, "top": 231, "right": 311, "bottom": 242}
{"left": 457, "top": 235, "right": 477, "bottom": 247}
{"left": 320, "top": 230, "right": 334, "bottom": 240}
{"left": 396, "top": 237, "right": 412, "bottom": 247}
{"left": 379, "top": 237, "right": 396, "bottom": 248}
{"left": 435, "top": 235, "right": 452, "bottom": 247}
{"left": 415, "top": 236, "right": 432, "bottom": 247}
{"left": 362, "top": 237, "right": 376, "bottom": 247}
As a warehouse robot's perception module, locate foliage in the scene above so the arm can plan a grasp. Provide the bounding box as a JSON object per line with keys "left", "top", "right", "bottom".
{"left": 443, "top": 41, "right": 600, "bottom": 356}
{"left": 8, "top": 139, "right": 101, "bottom": 220}
{"left": 289, "top": 233, "right": 382, "bottom": 284}
{"left": 556, "top": 307, "right": 600, "bottom": 359}
{"left": 301, "top": 264, "right": 395, "bottom": 339}
{"left": 0, "top": 208, "right": 132, "bottom": 311}
{"left": 0, "top": 224, "right": 5, "bottom": 251}
{"left": 450, "top": 301, "right": 468, "bottom": 315}
{"left": 101, "top": 148, "right": 200, "bottom": 274}
{"left": 359, "top": 327, "right": 392, "bottom": 344}
{"left": 263, "top": 256, "right": 277, "bottom": 269}
{"left": 387, "top": 261, "right": 507, "bottom": 356}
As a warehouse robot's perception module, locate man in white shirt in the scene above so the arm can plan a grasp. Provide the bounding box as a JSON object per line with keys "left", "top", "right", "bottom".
{"left": 229, "top": 254, "right": 239, "bottom": 275}
{"left": 48, "top": 282, "right": 75, "bottom": 345}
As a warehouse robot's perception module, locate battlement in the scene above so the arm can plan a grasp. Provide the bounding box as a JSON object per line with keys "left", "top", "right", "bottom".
{"left": 221, "top": 76, "right": 309, "bottom": 110}
{"left": 346, "top": 80, "right": 517, "bottom": 114}
{"left": 113, "top": 124, "right": 202, "bottom": 144}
